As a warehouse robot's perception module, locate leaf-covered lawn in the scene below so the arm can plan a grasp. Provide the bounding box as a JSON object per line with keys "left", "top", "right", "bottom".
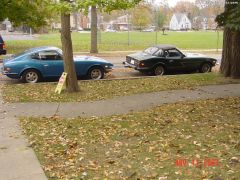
{"left": 2, "top": 73, "right": 240, "bottom": 103}
{"left": 21, "top": 97, "right": 240, "bottom": 179}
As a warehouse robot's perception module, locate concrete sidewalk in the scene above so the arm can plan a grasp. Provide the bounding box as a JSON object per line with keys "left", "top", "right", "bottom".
{"left": 0, "top": 117, "right": 47, "bottom": 180}
{"left": 0, "top": 83, "right": 240, "bottom": 180}
{"left": 2, "top": 83, "right": 240, "bottom": 119}
{"left": 0, "top": 91, "right": 47, "bottom": 179}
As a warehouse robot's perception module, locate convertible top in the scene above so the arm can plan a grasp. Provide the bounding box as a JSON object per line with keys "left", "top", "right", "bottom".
{"left": 153, "top": 44, "right": 176, "bottom": 50}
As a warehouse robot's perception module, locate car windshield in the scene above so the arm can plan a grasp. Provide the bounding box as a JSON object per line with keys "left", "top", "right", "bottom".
{"left": 143, "top": 47, "right": 159, "bottom": 55}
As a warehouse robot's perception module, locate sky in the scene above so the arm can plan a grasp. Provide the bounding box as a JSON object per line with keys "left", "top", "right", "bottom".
{"left": 154, "top": 0, "right": 196, "bottom": 7}
{"left": 169, "top": 0, "right": 195, "bottom": 7}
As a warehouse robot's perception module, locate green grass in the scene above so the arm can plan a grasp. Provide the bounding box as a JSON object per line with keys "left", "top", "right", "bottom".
{"left": 2, "top": 73, "right": 240, "bottom": 103}
{"left": 5, "top": 31, "right": 223, "bottom": 54}
{"left": 20, "top": 97, "right": 240, "bottom": 179}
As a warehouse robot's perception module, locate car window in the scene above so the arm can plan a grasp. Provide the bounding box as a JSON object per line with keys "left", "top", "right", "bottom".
{"left": 167, "top": 49, "right": 182, "bottom": 58}
{"left": 154, "top": 49, "right": 164, "bottom": 57}
{"left": 143, "top": 47, "right": 159, "bottom": 55}
{"left": 38, "top": 50, "right": 63, "bottom": 60}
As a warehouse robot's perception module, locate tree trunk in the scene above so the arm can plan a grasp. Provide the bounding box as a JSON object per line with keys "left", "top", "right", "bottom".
{"left": 220, "top": 0, "right": 240, "bottom": 79}
{"left": 220, "top": 27, "right": 232, "bottom": 77}
{"left": 230, "top": 31, "right": 240, "bottom": 78}
{"left": 90, "top": 5, "right": 98, "bottom": 53}
{"left": 61, "top": 11, "right": 79, "bottom": 92}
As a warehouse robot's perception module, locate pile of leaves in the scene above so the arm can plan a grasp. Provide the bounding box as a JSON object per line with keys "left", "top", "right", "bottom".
{"left": 20, "top": 97, "right": 240, "bottom": 179}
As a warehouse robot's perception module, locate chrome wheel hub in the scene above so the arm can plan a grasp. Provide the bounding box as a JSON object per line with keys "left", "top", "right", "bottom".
{"left": 26, "top": 72, "right": 38, "bottom": 83}
{"left": 155, "top": 66, "right": 164, "bottom": 76}
{"left": 91, "top": 69, "right": 102, "bottom": 79}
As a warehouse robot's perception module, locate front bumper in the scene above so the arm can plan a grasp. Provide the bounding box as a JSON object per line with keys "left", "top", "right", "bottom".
{"left": 1, "top": 66, "right": 19, "bottom": 79}
{"left": 104, "top": 66, "right": 113, "bottom": 73}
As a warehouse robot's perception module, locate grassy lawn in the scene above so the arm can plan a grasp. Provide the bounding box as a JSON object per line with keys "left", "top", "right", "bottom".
{"left": 2, "top": 73, "right": 240, "bottom": 103}
{"left": 5, "top": 31, "right": 223, "bottom": 54}
{"left": 20, "top": 97, "right": 240, "bottom": 179}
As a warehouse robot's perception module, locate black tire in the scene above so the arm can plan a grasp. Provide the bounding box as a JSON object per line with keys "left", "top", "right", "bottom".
{"left": 153, "top": 65, "right": 165, "bottom": 76}
{"left": 88, "top": 67, "right": 104, "bottom": 80}
{"left": 22, "top": 69, "right": 41, "bottom": 83}
{"left": 200, "top": 63, "right": 212, "bottom": 73}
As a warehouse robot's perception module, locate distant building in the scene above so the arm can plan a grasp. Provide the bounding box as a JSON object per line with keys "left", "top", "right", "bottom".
{"left": 51, "top": 12, "right": 91, "bottom": 31}
{"left": 192, "top": 16, "right": 218, "bottom": 30}
{"left": 169, "top": 13, "right": 192, "bottom": 31}
{"left": 1, "top": 19, "right": 13, "bottom": 31}
{"left": 106, "top": 15, "right": 131, "bottom": 31}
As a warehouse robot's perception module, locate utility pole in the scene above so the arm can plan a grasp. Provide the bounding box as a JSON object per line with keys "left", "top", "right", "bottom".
{"left": 127, "top": 11, "right": 130, "bottom": 46}
{"left": 155, "top": 9, "right": 158, "bottom": 44}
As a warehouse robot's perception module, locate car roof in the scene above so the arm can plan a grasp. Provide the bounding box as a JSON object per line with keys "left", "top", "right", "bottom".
{"left": 25, "top": 46, "right": 61, "bottom": 53}
{"left": 153, "top": 44, "right": 176, "bottom": 50}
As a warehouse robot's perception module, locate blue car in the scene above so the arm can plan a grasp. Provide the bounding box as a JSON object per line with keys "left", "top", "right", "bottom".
{"left": 1, "top": 46, "right": 113, "bottom": 83}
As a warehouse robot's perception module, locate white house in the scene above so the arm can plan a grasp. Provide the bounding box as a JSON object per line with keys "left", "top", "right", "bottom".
{"left": 169, "top": 13, "right": 192, "bottom": 31}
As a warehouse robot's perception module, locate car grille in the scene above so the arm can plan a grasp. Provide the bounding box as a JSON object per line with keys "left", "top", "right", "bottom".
{"left": 126, "top": 56, "right": 139, "bottom": 66}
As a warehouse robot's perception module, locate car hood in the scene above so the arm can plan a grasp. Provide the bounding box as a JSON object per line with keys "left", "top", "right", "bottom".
{"left": 3, "top": 57, "right": 16, "bottom": 64}
{"left": 185, "top": 53, "right": 207, "bottom": 58}
{"left": 74, "top": 56, "right": 109, "bottom": 63}
{"left": 127, "top": 52, "right": 155, "bottom": 60}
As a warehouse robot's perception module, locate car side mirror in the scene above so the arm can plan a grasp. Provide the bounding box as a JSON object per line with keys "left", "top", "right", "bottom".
{"left": 181, "top": 54, "right": 185, "bottom": 59}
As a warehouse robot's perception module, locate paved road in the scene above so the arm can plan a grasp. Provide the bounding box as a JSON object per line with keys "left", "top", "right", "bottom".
{"left": 1, "top": 32, "right": 37, "bottom": 41}
{"left": 0, "top": 52, "right": 221, "bottom": 84}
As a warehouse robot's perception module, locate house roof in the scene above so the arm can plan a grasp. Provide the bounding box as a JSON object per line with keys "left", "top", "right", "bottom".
{"left": 174, "top": 13, "right": 187, "bottom": 23}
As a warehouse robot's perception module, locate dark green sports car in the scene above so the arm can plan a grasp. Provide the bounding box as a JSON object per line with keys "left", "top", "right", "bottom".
{"left": 123, "top": 44, "right": 217, "bottom": 76}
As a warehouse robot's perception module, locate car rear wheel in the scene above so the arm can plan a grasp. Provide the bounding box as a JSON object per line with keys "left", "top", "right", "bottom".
{"left": 88, "top": 67, "right": 104, "bottom": 80}
{"left": 154, "top": 65, "right": 165, "bottom": 76}
{"left": 200, "top": 63, "right": 212, "bottom": 73}
{"left": 22, "top": 69, "right": 41, "bottom": 83}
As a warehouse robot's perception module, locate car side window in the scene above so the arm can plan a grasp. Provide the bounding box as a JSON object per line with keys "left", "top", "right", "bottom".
{"left": 167, "top": 49, "right": 182, "bottom": 58}
{"left": 38, "top": 50, "right": 63, "bottom": 61}
{"left": 154, "top": 49, "right": 164, "bottom": 57}
{"left": 164, "top": 51, "right": 169, "bottom": 57}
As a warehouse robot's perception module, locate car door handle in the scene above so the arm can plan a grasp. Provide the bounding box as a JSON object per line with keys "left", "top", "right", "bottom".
{"left": 44, "top": 64, "right": 49, "bottom": 67}
{"left": 169, "top": 60, "right": 174, "bottom": 63}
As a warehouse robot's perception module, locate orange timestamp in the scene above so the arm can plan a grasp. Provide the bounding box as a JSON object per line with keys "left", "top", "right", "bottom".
{"left": 175, "top": 158, "right": 219, "bottom": 168}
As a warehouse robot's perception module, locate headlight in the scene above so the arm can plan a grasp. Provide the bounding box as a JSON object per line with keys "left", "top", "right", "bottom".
{"left": 105, "top": 65, "right": 113, "bottom": 69}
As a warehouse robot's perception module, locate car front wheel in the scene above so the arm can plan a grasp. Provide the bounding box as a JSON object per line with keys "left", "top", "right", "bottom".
{"left": 22, "top": 69, "right": 41, "bottom": 83}
{"left": 154, "top": 65, "right": 165, "bottom": 76}
{"left": 88, "top": 67, "right": 104, "bottom": 80}
{"left": 200, "top": 63, "right": 212, "bottom": 73}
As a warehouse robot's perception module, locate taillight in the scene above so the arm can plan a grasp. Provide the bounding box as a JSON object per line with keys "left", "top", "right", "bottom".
{"left": 3, "top": 43, "right": 6, "bottom": 49}
{"left": 139, "top": 62, "right": 145, "bottom": 67}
